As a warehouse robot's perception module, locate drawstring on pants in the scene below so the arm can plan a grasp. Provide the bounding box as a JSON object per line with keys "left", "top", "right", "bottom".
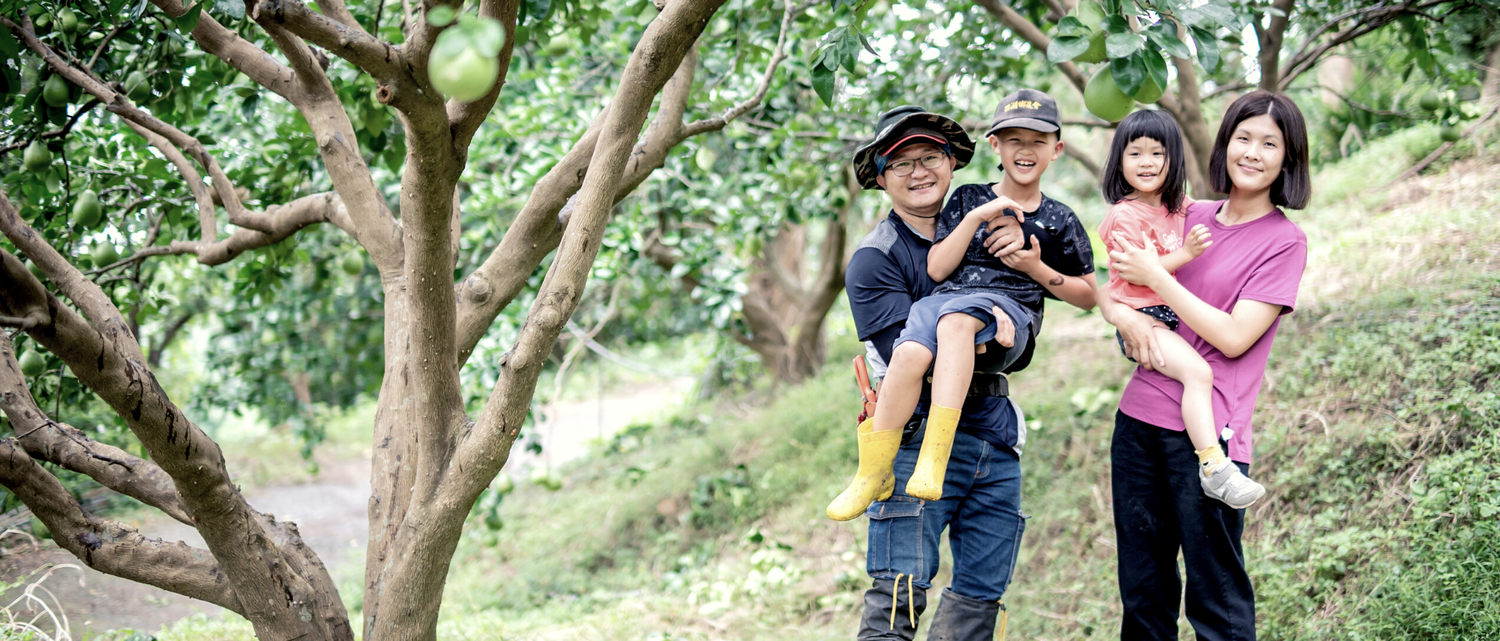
{"left": 887, "top": 574, "right": 916, "bottom": 630}
{"left": 998, "top": 600, "right": 1008, "bottom": 641}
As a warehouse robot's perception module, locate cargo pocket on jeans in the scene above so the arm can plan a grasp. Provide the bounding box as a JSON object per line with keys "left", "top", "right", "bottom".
{"left": 865, "top": 497, "right": 925, "bottom": 579}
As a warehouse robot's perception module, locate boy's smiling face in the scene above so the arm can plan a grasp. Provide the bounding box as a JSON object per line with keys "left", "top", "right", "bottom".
{"left": 990, "top": 127, "right": 1063, "bottom": 188}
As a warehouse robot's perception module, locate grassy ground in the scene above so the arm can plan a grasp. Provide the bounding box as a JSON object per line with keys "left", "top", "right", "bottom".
{"left": 156, "top": 123, "right": 1499, "bottom": 639}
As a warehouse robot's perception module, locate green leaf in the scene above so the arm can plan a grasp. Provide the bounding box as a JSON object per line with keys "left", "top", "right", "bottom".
{"left": 215, "top": 0, "right": 245, "bottom": 20}
{"left": 1054, "top": 16, "right": 1089, "bottom": 38}
{"left": 1105, "top": 31, "right": 1143, "bottom": 58}
{"left": 1110, "top": 53, "right": 1146, "bottom": 97}
{"left": 1047, "top": 35, "right": 1091, "bottom": 64}
{"left": 1194, "top": 3, "right": 1237, "bottom": 29}
{"left": 177, "top": 3, "right": 203, "bottom": 33}
{"left": 1142, "top": 48, "right": 1168, "bottom": 94}
{"left": 0, "top": 24, "right": 15, "bottom": 57}
{"left": 427, "top": 5, "right": 457, "bottom": 27}
{"left": 1191, "top": 26, "right": 1220, "bottom": 73}
{"left": 811, "top": 62, "right": 835, "bottom": 107}
{"left": 1145, "top": 21, "right": 1192, "bottom": 60}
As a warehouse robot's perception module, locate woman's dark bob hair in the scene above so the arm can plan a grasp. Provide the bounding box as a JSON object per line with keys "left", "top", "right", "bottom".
{"left": 1209, "top": 91, "right": 1312, "bottom": 209}
{"left": 1101, "top": 110, "right": 1188, "bottom": 216}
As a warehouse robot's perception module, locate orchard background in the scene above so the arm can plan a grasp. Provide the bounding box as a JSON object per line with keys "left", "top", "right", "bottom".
{"left": 0, "top": 0, "right": 1497, "bottom": 638}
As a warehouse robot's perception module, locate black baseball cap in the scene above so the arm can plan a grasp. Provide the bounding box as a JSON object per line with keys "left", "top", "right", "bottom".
{"left": 853, "top": 105, "right": 976, "bottom": 190}
{"left": 985, "top": 89, "right": 1061, "bottom": 138}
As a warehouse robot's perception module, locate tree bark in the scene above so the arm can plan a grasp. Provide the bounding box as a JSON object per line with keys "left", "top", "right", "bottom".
{"left": 1483, "top": 41, "right": 1500, "bottom": 106}
{"left": 1254, "top": 0, "right": 1297, "bottom": 92}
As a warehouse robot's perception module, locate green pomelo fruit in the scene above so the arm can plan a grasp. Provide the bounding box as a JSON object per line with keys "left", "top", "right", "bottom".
{"left": 19, "top": 351, "right": 46, "bottom": 377}
{"left": 1075, "top": 31, "right": 1107, "bottom": 64}
{"left": 91, "top": 243, "right": 119, "bottom": 268}
{"left": 43, "top": 75, "right": 69, "bottom": 107}
{"left": 1133, "top": 75, "right": 1164, "bottom": 104}
{"left": 341, "top": 254, "right": 363, "bottom": 276}
{"left": 695, "top": 146, "right": 717, "bottom": 172}
{"left": 23, "top": 142, "right": 53, "bottom": 173}
{"left": 494, "top": 472, "right": 515, "bottom": 494}
{"left": 429, "top": 46, "right": 499, "bottom": 103}
{"left": 1085, "top": 68, "right": 1134, "bottom": 122}
{"left": 1440, "top": 126, "right": 1460, "bottom": 143}
{"left": 124, "top": 70, "right": 150, "bottom": 101}
{"left": 58, "top": 8, "right": 78, "bottom": 33}
{"left": 1419, "top": 91, "right": 1441, "bottom": 111}
{"left": 542, "top": 34, "right": 572, "bottom": 56}
{"left": 73, "top": 189, "right": 102, "bottom": 228}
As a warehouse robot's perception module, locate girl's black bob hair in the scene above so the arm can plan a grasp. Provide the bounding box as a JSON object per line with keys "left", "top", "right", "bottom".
{"left": 1208, "top": 91, "right": 1312, "bottom": 210}
{"left": 1101, "top": 110, "right": 1188, "bottom": 216}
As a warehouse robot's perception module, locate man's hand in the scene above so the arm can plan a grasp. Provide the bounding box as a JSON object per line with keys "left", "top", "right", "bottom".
{"left": 988, "top": 304, "right": 1015, "bottom": 350}
{"left": 1184, "top": 224, "right": 1213, "bottom": 257}
{"left": 982, "top": 215, "right": 1025, "bottom": 258}
{"left": 999, "top": 235, "right": 1043, "bottom": 274}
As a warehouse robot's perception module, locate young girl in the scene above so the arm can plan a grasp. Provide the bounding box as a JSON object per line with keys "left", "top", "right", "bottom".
{"left": 1097, "top": 110, "right": 1265, "bottom": 508}
{"left": 1102, "top": 92, "right": 1310, "bottom": 637}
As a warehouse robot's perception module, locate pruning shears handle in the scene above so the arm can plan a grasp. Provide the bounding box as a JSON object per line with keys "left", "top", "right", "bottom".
{"left": 854, "top": 356, "right": 878, "bottom": 423}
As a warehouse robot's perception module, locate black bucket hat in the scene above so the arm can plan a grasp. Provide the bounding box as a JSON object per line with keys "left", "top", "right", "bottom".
{"left": 853, "top": 105, "right": 975, "bottom": 190}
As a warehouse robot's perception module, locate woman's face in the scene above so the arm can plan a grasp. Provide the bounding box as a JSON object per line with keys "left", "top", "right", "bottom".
{"left": 1224, "top": 114, "right": 1285, "bottom": 194}
{"left": 1121, "top": 136, "right": 1168, "bottom": 196}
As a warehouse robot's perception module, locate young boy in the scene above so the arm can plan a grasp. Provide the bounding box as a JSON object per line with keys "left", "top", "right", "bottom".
{"left": 830, "top": 89, "right": 1098, "bottom": 512}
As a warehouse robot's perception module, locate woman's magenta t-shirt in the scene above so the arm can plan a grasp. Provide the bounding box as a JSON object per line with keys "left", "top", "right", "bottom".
{"left": 1118, "top": 200, "right": 1308, "bottom": 464}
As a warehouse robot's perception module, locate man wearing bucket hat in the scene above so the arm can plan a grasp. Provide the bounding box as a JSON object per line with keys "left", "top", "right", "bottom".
{"left": 839, "top": 104, "right": 1036, "bottom": 640}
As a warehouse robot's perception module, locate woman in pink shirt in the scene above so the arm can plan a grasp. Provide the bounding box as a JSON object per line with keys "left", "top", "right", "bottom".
{"left": 1097, "top": 110, "right": 1267, "bottom": 510}
{"left": 1099, "top": 92, "right": 1311, "bottom": 640}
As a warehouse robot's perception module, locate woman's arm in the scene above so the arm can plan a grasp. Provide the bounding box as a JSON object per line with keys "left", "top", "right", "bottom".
{"left": 1109, "top": 231, "right": 1282, "bottom": 358}
{"left": 1097, "top": 285, "right": 1163, "bottom": 369}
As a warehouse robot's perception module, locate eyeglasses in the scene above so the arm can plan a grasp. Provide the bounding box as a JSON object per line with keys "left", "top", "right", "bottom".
{"left": 885, "top": 152, "right": 948, "bottom": 178}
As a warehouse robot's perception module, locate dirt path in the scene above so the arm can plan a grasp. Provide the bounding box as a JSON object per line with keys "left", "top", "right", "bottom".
{"left": 0, "top": 378, "right": 691, "bottom": 636}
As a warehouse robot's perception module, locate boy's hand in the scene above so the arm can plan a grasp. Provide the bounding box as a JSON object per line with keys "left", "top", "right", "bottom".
{"left": 1184, "top": 224, "right": 1213, "bottom": 257}
{"left": 998, "top": 235, "right": 1043, "bottom": 273}
{"left": 966, "top": 196, "right": 1026, "bottom": 224}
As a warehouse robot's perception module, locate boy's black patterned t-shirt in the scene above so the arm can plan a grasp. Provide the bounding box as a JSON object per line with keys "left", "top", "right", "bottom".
{"left": 933, "top": 183, "right": 1094, "bottom": 312}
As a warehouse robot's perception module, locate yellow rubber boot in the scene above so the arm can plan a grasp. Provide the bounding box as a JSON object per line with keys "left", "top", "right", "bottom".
{"left": 906, "top": 405, "right": 960, "bottom": 501}
{"left": 827, "top": 419, "right": 902, "bottom": 521}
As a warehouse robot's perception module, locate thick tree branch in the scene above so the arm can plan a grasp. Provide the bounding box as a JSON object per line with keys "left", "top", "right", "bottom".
{"left": 1158, "top": 55, "right": 1214, "bottom": 197}
{"left": 448, "top": 0, "right": 521, "bottom": 149}
{"left": 1255, "top": 0, "right": 1297, "bottom": 92}
{"left": 0, "top": 439, "right": 245, "bottom": 614}
{"left": 1278, "top": 0, "right": 1447, "bottom": 91}
{"left": 975, "top": 0, "right": 1088, "bottom": 95}
{"left": 99, "top": 192, "right": 350, "bottom": 269}
{"left": 146, "top": 0, "right": 300, "bottom": 102}
{"left": 249, "top": 0, "right": 413, "bottom": 87}
{"left": 0, "top": 331, "right": 191, "bottom": 526}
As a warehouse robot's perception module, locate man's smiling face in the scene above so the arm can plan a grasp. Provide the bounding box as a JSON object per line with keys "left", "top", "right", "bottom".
{"left": 991, "top": 127, "right": 1063, "bottom": 188}
{"left": 876, "top": 142, "right": 956, "bottom": 215}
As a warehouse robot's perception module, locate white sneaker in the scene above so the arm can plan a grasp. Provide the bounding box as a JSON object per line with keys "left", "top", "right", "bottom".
{"left": 1200, "top": 460, "right": 1266, "bottom": 509}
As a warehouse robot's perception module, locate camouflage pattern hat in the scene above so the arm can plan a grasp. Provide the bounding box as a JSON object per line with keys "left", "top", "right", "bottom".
{"left": 853, "top": 105, "right": 976, "bottom": 190}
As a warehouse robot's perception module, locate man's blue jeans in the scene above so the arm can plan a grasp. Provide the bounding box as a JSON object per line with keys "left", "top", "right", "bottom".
{"left": 864, "top": 417, "right": 1026, "bottom": 601}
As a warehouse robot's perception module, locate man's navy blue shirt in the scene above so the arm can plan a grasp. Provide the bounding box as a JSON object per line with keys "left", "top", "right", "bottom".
{"left": 845, "top": 210, "right": 1023, "bottom": 452}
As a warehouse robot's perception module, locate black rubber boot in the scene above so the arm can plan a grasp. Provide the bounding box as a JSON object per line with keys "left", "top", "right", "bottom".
{"left": 925, "top": 588, "right": 1002, "bottom": 641}
{"left": 856, "top": 577, "right": 927, "bottom": 640}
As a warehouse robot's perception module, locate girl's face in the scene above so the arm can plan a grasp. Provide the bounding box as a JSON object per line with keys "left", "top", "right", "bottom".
{"left": 1121, "top": 136, "right": 1168, "bottom": 196}
{"left": 1225, "top": 114, "right": 1286, "bottom": 194}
